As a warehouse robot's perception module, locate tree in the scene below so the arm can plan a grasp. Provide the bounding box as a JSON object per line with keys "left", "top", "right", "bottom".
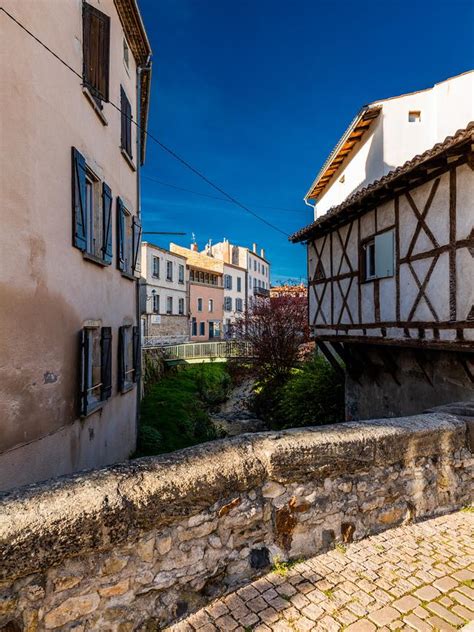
{"left": 234, "top": 294, "right": 309, "bottom": 380}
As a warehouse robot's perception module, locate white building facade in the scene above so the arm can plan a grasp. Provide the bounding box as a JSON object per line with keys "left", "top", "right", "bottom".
{"left": 307, "top": 71, "right": 474, "bottom": 217}
{"left": 141, "top": 243, "right": 188, "bottom": 345}
{"left": 223, "top": 263, "right": 245, "bottom": 336}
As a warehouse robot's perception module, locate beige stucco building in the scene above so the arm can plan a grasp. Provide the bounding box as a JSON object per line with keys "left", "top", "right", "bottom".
{"left": 0, "top": 0, "right": 151, "bottom": 490}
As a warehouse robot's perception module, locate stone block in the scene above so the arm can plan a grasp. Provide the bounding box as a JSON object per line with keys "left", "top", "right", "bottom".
{"left": 44, "top": 593, "right": 100, "bottom": 629}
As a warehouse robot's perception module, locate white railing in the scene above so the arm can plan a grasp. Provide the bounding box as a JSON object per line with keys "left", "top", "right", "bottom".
{"left": 144, "top": 340, "right": 253, "bottom": 361}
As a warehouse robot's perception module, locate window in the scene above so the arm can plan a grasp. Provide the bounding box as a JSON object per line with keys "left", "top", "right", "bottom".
{"left": 123, "top": 38, "right": 129, "bottom": 69}
{"left": 249, "top": 275, "right": 252, "bottom": 288}
{"left": 224, "top": 297, "right": 232, "bottom": 311}
{"left": 166, "top": 296, "right": 173, "bottom": 314}
{"left": 208, "top": 299, "right": 214, "bottom": 312}
{"left": 118, "top": 325, "right": 140, "bottom": 392}
{"left": 191, "top": 317, "right": 197, "bottom": 336}
{"left": 72, "top": 148, "right": 113, "bottom": 264}
{"left": 152, "top": 256, "right": 160, "bottom": 278}
{"left": 236, "top": 298, "right": 243, "bottom": 312}
{"left": 152, "top": 293, "right": 159, "bottom": 313}
{"left": 178, "top": 298, "right": 185, "bottom": 315}
{"left": 120, "top": 86, "right": 133, "bottom": 160}
{"left": 178, "top": 264, "right": 185, "bottom": 284}
{"left": 237, "top": 277, "right": 242, "bottom": 292}
{"left": 117, "top": 198, "right": 141, "bottom": 277}
{"left": 166, "top": 261, "right": 173, "bottom": 281}
{"left": 254, "top": 260, "right": 257, "bottom": 271}
{"left": 408, "top": 111, "right": 421, "bottom": 123}
{"left": 362, "top": 230, "right": 395, "bottom": 281}
{"left": 258, "top": 262, "right": 261, "bottom": 273}
{"left": 199, "top": 322, "right": 205, "bottom": 336}
{"left": 80, "top": 326, "right": 112, "bottom": 416}
{"left": 197, "top": 298, "right": 203, "bottom": 312}
{"left": 253, "top": 278, "right": 257, "bottom": 288}
{"left": 82, "top": 2, "right": 110, "bottom": 103}
{"left": 224, "top": 274, "right": 233, "bottom": 289}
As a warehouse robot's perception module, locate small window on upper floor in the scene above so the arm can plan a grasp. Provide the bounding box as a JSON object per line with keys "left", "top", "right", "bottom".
{"left": 408, "top": 111, "right": 421, "bottom": 123}
{"left": 83, "top": 2, "right": 110, "bottom": 104}
{"left": 123, "top": 38, "right": 130, "bottom": 69}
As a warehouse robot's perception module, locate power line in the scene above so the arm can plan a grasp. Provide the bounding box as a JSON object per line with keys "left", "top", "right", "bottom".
{"left": 1, "top": 6, "right": 291, "bottom": 237}
{"left": 141, "top": 174, "right": 308, "bottom": 213}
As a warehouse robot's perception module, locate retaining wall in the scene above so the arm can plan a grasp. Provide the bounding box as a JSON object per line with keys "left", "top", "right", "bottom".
{"left": 0, "top": 410, "right": 473, "bottom": 631}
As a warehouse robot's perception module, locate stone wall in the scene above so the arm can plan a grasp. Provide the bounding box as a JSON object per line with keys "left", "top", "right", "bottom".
{"left": 146, "top": 315, "right": 189, "bottom": 346}
{"left": 0, "top": 411, "right": 473, "bottom": 631}
{"left": 345, "top": 345, "right": 474, "bottom": 420}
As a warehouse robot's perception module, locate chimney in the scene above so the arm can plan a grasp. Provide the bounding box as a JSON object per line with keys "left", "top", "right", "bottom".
{"left": 252, "top": 243, "right": 257, "bottom": 253}
{"left": 191, "top": 242, "right": 198, "bottom": 252}
{"left": 223, "top": 239, "right": 231, "bottom": 263}
{"left": 260, "top": 248, "right": 265, "bottom": 259}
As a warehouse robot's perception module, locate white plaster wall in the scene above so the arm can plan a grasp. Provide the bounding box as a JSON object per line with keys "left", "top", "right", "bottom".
{"left": 141, "top": 244, "right": 187, "bottom": 316}
{"left": 314, "top": 72, "right": 474, "bottom": 218}
{"left": 223, "top": 263, "right": 246, "bottom": 326}
{"left": 247, "top": 252, "right": 271, "bottom": 297}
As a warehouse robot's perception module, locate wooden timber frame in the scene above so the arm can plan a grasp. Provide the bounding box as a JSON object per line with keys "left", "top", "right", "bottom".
{"left": 291, "top": 123, "right": 474, "bottom": 355}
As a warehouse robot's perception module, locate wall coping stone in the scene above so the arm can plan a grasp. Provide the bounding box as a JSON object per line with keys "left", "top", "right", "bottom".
{"left": 0, "top": 412, "right": 469, "bottom": 582}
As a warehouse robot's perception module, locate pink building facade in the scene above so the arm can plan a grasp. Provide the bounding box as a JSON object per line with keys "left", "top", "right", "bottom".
{"left": 188, "top": 267, "right": 224, "bottom": 341}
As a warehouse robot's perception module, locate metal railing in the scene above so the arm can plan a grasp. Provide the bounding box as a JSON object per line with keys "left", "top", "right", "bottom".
{"left": 145, "top": 340, "right": 253, "bottom": 361}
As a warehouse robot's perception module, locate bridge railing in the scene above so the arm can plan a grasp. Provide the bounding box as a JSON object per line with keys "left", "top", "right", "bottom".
{"left": 143, "top": 339, "right": 253, "bottom": 360}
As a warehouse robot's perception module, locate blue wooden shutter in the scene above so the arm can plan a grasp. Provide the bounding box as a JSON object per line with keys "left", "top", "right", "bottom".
{"left": 102, "top": 183, "right": 113, "bottom": 264}
{"left": 100, "top": 327, "right": 112, "bottom": 400}
{"left": 118, "top": 326, "right": 125, "bottom": 391}
{"left": 132, "top": 216, "right": 142, "bottom": 274}
{"left": 375, "top": 230, "right": 395, "bottom": 278}
{"left": 117, "top": 198, "right": 126, "bottom": 271}
{"left": 133, "top": 325, "right": 141, "bottom": 381}
{"left": 72, "top": 147, "right": 87, "bottom": 251}
{"left": 79, "top": 328, "right": 90, "bottom": 416}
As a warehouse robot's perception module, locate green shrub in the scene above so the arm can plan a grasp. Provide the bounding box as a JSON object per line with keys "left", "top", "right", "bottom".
{"left": 252, "top": 355, "right": 345, "bottom": 430}
{"left": 137, "top": 364, "right": 230, "bottom": 456}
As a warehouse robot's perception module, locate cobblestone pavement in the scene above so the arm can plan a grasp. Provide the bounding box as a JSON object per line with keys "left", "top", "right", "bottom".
{"left": 168, "top": 510, "right": 474, "bottom": 632}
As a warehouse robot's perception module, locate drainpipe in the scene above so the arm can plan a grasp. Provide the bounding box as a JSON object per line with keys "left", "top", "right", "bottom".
{"left": 304, "top": 196, "right": 317, "bottom": 217}
{"left": 134, "top": 55, "right": 152, "bottom": 446}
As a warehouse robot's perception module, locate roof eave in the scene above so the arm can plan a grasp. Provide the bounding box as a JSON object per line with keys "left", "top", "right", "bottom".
{"left": 305, "top": 105, "right": 382, "bottom": 202}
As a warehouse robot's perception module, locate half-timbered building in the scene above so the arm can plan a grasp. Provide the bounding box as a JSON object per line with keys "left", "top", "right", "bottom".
{"left": 291, "top": 124, "right": 474, "bottom": 420}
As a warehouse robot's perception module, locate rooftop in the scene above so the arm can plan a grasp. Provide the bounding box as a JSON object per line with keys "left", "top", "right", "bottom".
{"left": 291, "top": 122, "right": 474, "bottom": 243}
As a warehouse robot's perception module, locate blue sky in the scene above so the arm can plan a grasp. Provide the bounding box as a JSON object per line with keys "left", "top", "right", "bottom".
{"left": 138, "top": 0, "right": 473, "bottom": 284}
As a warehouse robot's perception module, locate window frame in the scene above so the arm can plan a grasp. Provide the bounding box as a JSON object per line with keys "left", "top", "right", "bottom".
{"left": 178, "top": 264, "right": 185, "bottom": 284}
{"left": 166, "top": 260, "right": 173, "bottom": 281}
{"left": 178, "top": 297, "right": 185, "bottom": 315}
{"left": 360, "top": 227, "right": 395, "bottom": 283}
{"left": 152, "top": 255, "right": 160, "bottom": 278}
{"left": 197, "top": 297, "right": 203, "bottom": 312}
{"left": 166, "top": 296, "right": 173, "bottom": 315}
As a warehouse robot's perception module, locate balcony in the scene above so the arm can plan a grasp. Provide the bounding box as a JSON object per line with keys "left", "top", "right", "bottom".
{"left": 254, "top": 287, "right": 270, "bottom": 297}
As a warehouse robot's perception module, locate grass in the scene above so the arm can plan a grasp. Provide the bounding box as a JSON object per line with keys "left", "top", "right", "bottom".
{"left": 461, "top": 505, "right": 474, "bottom": 513}
{"left": 137, "top": 364, "right": 230, "bottom": 456}
{"left": 322, "top": 588, "right": 335, "bottom": 599}
{"left": 272, "top": 556, "right": 304, "bottom": 577}
{"left": 335, "top": 543, "right": 347, "bottom": 555}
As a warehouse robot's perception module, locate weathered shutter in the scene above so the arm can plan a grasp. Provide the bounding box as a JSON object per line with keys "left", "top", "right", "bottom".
{"left": 117, "top": 198, "right": 126, "bottom": 271}
{"left": 100, "top": 327, "right": 112, "bottom": 400}
{"left": 126, "top": 97, "right": 132, "bottom": 157}
{"left": 72, "top": 147, "right": 87, "bottom": 251}
{"left": 120, "top": 86, "right": 126, "bottom": 151}
{"left": 102, "top": 183, "right": 113, "bottom": 264}
{"left": 375, "top": 230, "right": 395, "bottom": 278}
{"left": 132, "top": 215, "right": 142, "bottom": 274}
{"left": 79, "top": 328, "right": 89, "bottom": 416}
{"left": 133, "top": 325, "right": 141, "bottom": 382}
{"left": 83, "top": 3, "right": 110, "bottom": 102}
{"left": 118, "top": 326, "right": 125, "bottom": 391}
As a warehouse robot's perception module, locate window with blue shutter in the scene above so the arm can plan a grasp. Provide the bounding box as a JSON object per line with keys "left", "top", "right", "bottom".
{"left": 101, "top": 183, "right": 113, "bottom": 264}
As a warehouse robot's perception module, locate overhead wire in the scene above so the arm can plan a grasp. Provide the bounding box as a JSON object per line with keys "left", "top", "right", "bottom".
{"left": 1, "top": 6, "right": 293, "bottom": 237}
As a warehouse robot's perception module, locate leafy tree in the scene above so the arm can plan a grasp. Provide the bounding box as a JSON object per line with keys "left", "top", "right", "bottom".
{"left": 234, "top": 294, "right": 309, "bottom": 380}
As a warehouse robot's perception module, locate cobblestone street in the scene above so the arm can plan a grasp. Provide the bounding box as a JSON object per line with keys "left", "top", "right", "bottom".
{"left": 169, "top": 510, "right": 474, "bottom": 632}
